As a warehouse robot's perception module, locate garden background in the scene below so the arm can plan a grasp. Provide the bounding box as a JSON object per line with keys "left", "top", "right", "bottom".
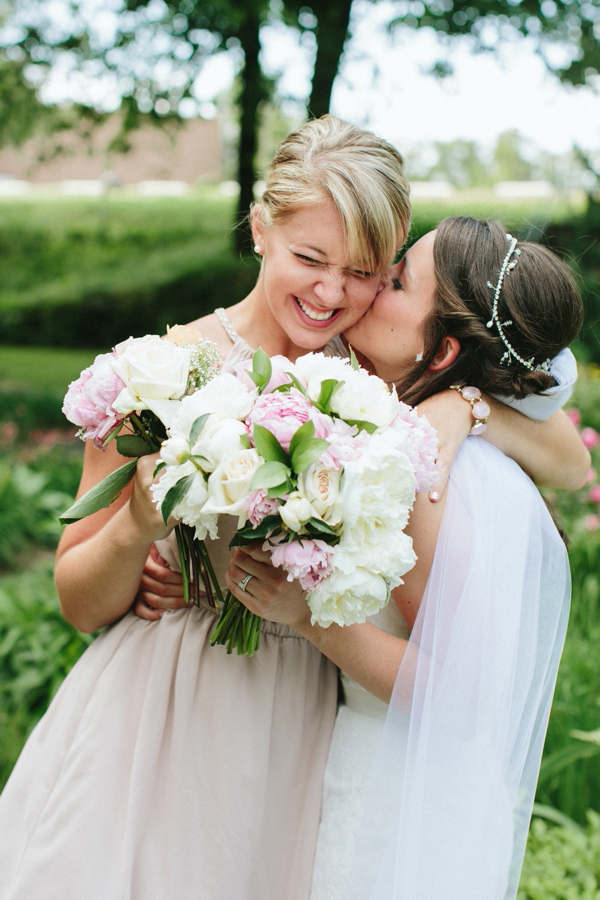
{"left": 0, "top": 182, "right": 599, "bottom": 897}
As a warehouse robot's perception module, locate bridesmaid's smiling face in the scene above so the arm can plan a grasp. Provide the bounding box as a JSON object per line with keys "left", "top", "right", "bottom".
{"left": 344, "top": 231, "right": 438, "bottom": 384}
{"left": 252, "top": 199, "right": 385, "bottom": 354}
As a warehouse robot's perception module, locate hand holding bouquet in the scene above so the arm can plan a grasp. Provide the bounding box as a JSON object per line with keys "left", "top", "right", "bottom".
{"left": 60, "top": 326, "right": 222, "bottom": 604}
{"left": 151, "top": 349, "right": 439, "bottom": 654}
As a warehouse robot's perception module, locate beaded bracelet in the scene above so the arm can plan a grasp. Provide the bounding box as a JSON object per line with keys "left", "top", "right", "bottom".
{"left": 450, "top": 385, "right": 490, "bottom": 435}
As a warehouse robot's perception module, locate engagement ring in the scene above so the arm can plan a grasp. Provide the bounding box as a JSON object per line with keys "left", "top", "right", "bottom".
{"left": 238, "top": 574, "right": 254, "bottom": 592}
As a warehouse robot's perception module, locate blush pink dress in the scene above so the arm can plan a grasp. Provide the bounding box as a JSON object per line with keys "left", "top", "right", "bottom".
{"left": 0, "top": 310, "right": 345, "bottom": 900}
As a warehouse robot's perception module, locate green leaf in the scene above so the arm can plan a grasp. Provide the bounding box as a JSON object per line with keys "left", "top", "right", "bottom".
{"left": 59, "top": 459, "right": 138, "bottom": 524}
{"left": 285, "top": 372, "right": 309, "bottom": 398}
{"left": 116, "top": 434, "right": 157, "bottom": 457}
{"left": 288, "top": 420, "right": 315, "bottom": 459}
{"left": 190, "top": 413, "right": 210, "bottom": 447}
{"left": 305, "top": 516, "right": 340, "bottom": 538}
{"left": 161, "top": 473, "right": 196, "bottom": 524}
{"left": 290, "top": 438, "right": 329, "bottom": 473}
{"left": 344, "top": 418, "right": 379, "bottom": 435}
{"left": 316, "top": 378, "right": 344, "bottom": 413}
{"left": 249, "top": 460, "right": 291, "bottom": 491}
{"left": 252, "top": 424, "right": 289, "bottom": 464}
{"left": 239, "top": 432, "right": 252, "bottom": 449}
{"left": 245, "top": 347, "right": 273, "bottom": 393}
{"left": 229, "top": 516, "right": 282, "bottom": 547}
{"left": 153, "top": 460, "right": 166, "bottom": 477}
{"left": 348, "top": 346, "right": 360, "bottom": 370}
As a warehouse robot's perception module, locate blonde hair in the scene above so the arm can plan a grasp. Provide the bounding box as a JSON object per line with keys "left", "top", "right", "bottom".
{"left": 256, "top": 115, "right": 410, "bottom": 276}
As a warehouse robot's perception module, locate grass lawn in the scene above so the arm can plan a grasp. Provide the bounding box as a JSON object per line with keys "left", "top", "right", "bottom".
{"left": 0, "top": 345, "right": 99, "bottom": 393}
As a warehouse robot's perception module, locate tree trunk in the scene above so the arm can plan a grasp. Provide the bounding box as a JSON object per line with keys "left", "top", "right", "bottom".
{"left": 234, "top": 6, "right": 264, "bottom": 254}
{"left": 308, "top": 0, "right": 354, "bottom": 117}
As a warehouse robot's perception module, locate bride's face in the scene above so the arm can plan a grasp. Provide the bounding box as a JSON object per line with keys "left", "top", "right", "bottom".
{"left": 344, "top": 231, "right": 437, "bottom": 384}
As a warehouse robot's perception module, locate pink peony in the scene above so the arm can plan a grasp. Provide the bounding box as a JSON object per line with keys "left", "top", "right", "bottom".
{"left": 270, "top": 538, "right": 333, "bottom": 592}
{"left": 243, "top": 489, "right": 280, "bottom": 526}
{"left": 247, "top": 389, "right": 314, "bottom": 451}
{"left": 566, "top": 408, "right": 581, "bottom": 428}
{"left": 62, "top": 351, "right": 126, "bottom": 447}
{"left": 580, "top": 427, "right": 600, "bottom": 450}
{"left": 589, "top": 485, "right": 600, "bottom": 504}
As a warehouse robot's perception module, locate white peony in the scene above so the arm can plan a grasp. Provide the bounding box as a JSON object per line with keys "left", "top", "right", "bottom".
{"left": 334, "top": 528, "right": 416, "bottom": 583}
{"left": 202, "top": 449, "right": 263, "bottom": 522}
{"left": 307, "top": 567, "right": 390, "bottom": 626}
{"left": 150, "top": 460, "right": 216, "bottom": 537}
{"left": 329, "top": 368, "right": 399, "bottom": 430}
{"left": 336, "top": 438, "right": 417, "bottom": 534}
{"left": 111, "top": 335, "right": 192, "bottom": 421}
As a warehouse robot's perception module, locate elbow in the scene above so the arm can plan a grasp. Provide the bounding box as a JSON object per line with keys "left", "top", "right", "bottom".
{"left": 568, "top": 446, "right": 592, "bottom": 491}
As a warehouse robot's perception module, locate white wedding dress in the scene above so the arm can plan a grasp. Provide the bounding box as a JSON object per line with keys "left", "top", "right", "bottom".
{"left": 311, "top": 437, "right": 571, "bottom": 900}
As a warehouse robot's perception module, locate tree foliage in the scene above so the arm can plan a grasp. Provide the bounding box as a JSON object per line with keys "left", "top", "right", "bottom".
{"left": 0, "top": 0, "right": 599, "bottom": 247}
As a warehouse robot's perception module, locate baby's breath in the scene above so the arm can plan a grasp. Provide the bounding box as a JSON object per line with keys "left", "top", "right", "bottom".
{"left": 185, "top": 339, "right": 223, "bottom": 393}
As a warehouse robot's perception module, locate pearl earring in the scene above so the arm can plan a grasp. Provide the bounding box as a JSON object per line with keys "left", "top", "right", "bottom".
{"left": 254, "top": 245, "right": 262, "bottom": 254}
{"left": 415, "top": 352, "right": 423, "bottom": 362}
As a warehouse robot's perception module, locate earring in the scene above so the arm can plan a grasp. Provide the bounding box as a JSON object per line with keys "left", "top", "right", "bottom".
{"left": 254, "top": 245, "right": 262, "bottom": 255}
{"left": 415, "top": 352, "right": 423, "bottom": 362}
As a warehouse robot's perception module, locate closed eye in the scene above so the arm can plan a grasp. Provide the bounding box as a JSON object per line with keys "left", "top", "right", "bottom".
{"left": 392, "top": 278, "right": 404, "bottom": 291}
{"left": 295, "top": 253, "right": 324, "bottom": 266}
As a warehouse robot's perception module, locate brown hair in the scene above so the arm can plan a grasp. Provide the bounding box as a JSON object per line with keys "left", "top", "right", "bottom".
{"left": 255, "top": 115, "right": 411, "bottom": 276}
{"left": 397, "top": 217, "right": 583, "bottom": 405}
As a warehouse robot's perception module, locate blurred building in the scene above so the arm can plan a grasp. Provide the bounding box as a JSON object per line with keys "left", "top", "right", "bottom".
{"left": 0, "top": 116, "right": 222, "bottom": 187}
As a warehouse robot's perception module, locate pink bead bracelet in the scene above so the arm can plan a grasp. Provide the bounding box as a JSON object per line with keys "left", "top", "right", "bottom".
{"left": 450, "top": 385, "right": 490, "bottom": 435}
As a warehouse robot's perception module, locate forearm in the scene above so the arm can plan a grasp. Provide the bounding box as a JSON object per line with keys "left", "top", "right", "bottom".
{"left": 295, "top": 617, "right": 407, "bottom": 704}
{"left": 55, "top": 502, "right": 156, "bottom": 633}
{"left": 483, "top": 403, "right": 590, "bottom": 490}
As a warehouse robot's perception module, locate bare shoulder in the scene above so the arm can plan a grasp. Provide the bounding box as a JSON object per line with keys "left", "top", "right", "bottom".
{"left": 186, "top": 310, "right": 234, "bottom": 357}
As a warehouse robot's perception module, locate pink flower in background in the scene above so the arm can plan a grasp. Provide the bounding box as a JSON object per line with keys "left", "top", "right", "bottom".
{"left": 247, "top": 389, "right": 313, "bottom": 451}
{"left": 62, "top": 351, "right": 126, "bottom": 447}
{"left": 589, "top": 485, "right": 600, "bottom": 504}
{"left": 585, "top": 514, "right": 600, "bottom": 531}
{"left": 0, "top": 422, "right": 18, "bottom": 445}
{"left": 580, "top": 427, "right": 600, "bottom": 450}
{"left": 567, "top": 408, "right": 581, "bottom": 428}
{"left": 243, "top": 489, "right": 280, "bottom": 526}
{"left": 270, "top": 539, "right": 333, "bottom": 591}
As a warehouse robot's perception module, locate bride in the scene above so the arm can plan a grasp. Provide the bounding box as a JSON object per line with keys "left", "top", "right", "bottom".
{"left": 226, "top": 216, "right": 585, "bottom": 899}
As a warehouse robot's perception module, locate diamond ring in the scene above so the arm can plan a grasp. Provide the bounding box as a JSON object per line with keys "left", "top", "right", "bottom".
{"left": 238, "top": 574, "right": 254, "bottom": 592}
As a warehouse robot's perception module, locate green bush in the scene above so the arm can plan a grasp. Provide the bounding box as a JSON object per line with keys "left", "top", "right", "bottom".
{"left": 0, "top": 560, "right": 93, "bottom": 790}
{"left": 519, "top": 811, "right": 600, "bottom": 898}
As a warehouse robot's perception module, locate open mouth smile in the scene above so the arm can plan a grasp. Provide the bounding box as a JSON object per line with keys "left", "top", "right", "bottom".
{"left": 295, "top": 297, "right": 339, "bottom": 323}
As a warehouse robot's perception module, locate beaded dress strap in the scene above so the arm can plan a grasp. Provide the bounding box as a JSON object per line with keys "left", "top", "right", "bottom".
{"left": 214, "top": 307, "right": 240, "bottom": 344}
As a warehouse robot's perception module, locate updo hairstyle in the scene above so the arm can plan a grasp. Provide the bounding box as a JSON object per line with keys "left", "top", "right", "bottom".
{"left": 400, "top": 217, "right": 583, "bottom": 405}
{"left": 256, "top": 115, "right": 411, "bottom": 277}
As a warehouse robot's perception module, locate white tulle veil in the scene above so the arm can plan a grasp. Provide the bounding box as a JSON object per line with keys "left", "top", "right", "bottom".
{"left": 344, "top": 438, "right": 570, "bottom": 899}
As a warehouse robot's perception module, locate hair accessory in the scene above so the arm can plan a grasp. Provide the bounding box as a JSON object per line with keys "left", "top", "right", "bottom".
{"left": 450, "top": 385, "right": 490, "bottom": 435}
{"left": 486, "top": 234, "right": 552, "bottom": 374}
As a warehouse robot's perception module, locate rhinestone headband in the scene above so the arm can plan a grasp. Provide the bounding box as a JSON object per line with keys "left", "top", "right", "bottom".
{"left": 486, "top": 234, "right": 552, "bottom": 374}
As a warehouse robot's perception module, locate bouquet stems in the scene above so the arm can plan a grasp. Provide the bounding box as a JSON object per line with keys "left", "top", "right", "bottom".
{"left": 210, "top": 593, "right": 262, "bottom": 656}
{"left": 175, "top": 524, "right": 262, "bottom": 655}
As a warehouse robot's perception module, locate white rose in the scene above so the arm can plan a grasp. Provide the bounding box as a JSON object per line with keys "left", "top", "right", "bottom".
{"left": 297, "top": 462, "right": 342, "bottom": 526}
{"left": 202, "top": 449, "right": 263, "bottom": 520}
{"left": 307, "top": 567, "right": 390, "bottom": 626}
{"left": 279, "top": 492, "right": 313, "bottom": 532}
{"left": 160, "top": 435, "right": 191, "bottom": 466}
{"left": 111, "top": 335, "right": 192, "bottom": 420}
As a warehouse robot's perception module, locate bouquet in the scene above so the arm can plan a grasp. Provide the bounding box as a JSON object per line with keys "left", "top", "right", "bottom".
{"left": 151, "top": 348, "right": 439, "bottom": 655}
{"left": 60, "top": 326, "right": 222, "bottom": 605}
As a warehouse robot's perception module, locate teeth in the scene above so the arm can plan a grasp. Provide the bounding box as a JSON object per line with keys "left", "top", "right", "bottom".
{"left": 296, "top": 297, "right": 336, "bottom": 321}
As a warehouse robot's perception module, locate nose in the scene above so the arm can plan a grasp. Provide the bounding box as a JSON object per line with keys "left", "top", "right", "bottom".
{"left": 313, "top": 268, "right": 345, "bottom": 306}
